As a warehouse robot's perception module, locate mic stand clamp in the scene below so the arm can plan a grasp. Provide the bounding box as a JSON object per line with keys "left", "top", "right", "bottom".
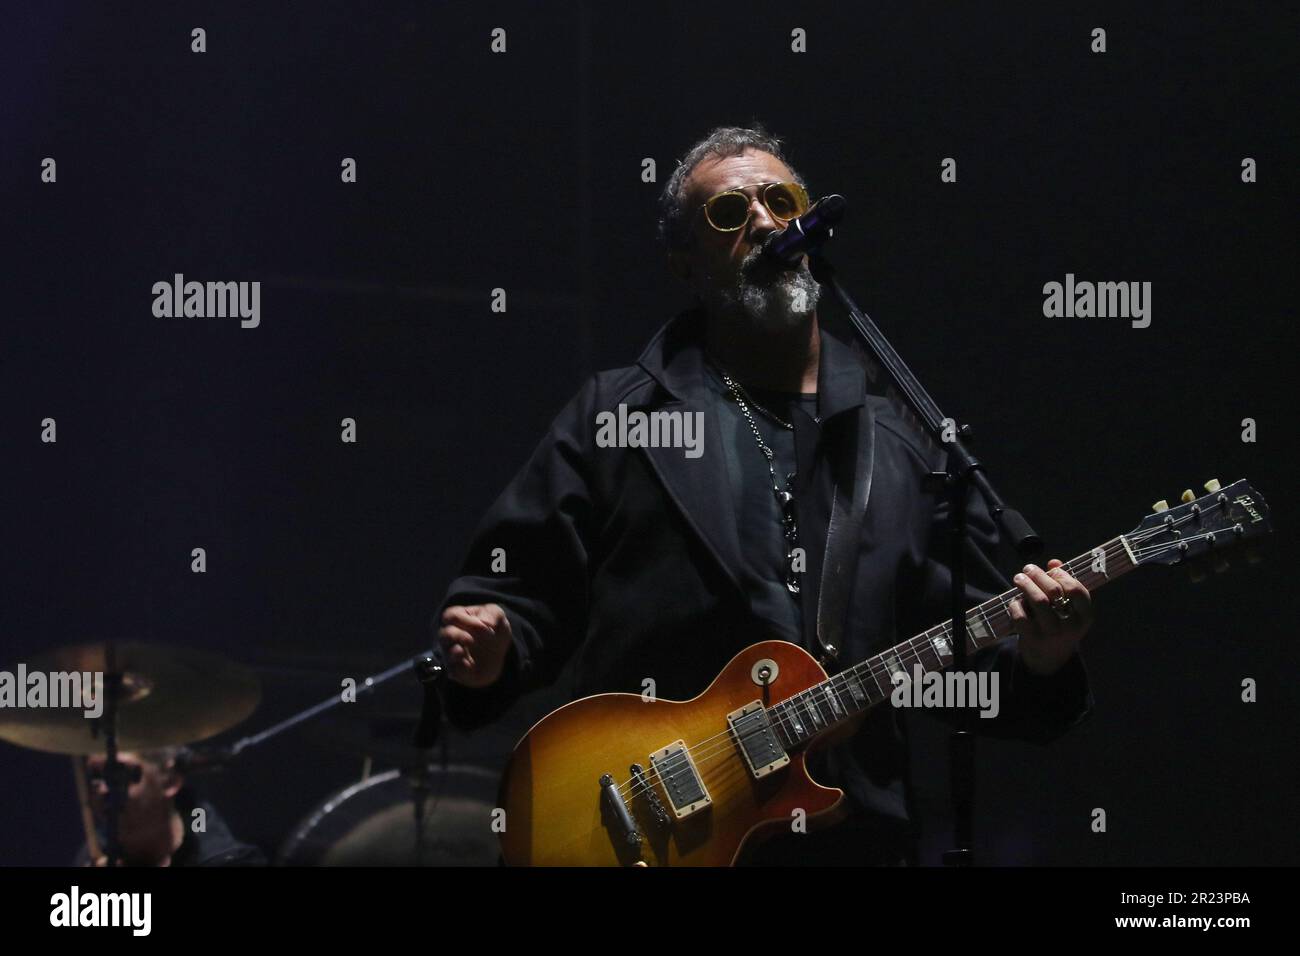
{"left": 412, "top": 653, "right": 446, "bottom": 751}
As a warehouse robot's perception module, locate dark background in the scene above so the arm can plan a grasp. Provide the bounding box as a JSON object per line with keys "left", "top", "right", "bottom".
{"left": 1, "top": 1, "right": 1295, "bottom": 866}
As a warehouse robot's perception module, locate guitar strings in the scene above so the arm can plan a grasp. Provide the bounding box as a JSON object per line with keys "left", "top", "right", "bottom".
{"left": 615, "top": 536, "right": 1144, "bottom": 804}
{"left": 616, "top": 535, "right": 1135, "bottom": 799}
{"left": 615, "top": 507, "right": 1227, "bottom": 804}
{"left": 637, "top": 533, "right": 1242, "bottom": 814}
{"left": 670, "top": 521, "right": 1224, "bottom": 803}
{"left": 645, "top": 514, "right": 1224, "bottom": 802}
{"left": 616, "top": 534, "right": 1149, "bottom": 803}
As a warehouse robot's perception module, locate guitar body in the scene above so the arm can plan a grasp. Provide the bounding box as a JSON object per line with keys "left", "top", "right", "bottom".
{"left": 498, "top": 641, "right": 853, "bottom": 866}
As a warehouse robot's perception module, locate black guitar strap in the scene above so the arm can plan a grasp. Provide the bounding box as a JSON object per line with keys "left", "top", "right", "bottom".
{"left": 814, "top": 401, "right": 875, "bottom": 669}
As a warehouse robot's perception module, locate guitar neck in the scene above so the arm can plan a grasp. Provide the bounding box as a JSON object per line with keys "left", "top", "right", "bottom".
{"left": 767, "top": 535, "right": 1138, "bottom": 749}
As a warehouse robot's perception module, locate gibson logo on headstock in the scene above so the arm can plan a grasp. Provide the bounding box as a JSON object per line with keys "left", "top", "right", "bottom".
{"left": 1234, "top": 495, "right": 1264, "bottom": 523}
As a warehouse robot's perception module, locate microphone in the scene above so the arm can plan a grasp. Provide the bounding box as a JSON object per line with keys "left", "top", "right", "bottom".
{"left": 762, "top": 193, "right": 846, "bottom": 268}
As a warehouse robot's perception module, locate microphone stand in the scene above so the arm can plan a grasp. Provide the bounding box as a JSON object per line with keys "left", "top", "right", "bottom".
{"left": 807, "top": 251, "right": 1043, "bottom": 867}
{"left": 181, "top": 654, "right": 446, "bottom": 866}
{"left": 410, "top": 653, "right": 447, "bottom": 866}
{"left": 185, "top": 655, "right": 440, "bottom": 768}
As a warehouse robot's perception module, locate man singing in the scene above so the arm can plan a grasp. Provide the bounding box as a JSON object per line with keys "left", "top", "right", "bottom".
{"left": 435, "top": 125, "right": 1094, "bottom": 866}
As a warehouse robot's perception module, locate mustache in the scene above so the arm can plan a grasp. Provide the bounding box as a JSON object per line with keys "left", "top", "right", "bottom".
{"left": 740, "top": 245, "right": 793, "bottom": 283}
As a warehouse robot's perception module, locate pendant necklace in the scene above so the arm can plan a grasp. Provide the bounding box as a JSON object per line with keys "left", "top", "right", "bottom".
{"left": 718, "top": 370, "right": 803, "bottom": 595}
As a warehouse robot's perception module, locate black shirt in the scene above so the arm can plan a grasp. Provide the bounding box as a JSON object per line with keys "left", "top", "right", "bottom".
{"left": 702, "top": 361, "right": 814, "bottom": 646}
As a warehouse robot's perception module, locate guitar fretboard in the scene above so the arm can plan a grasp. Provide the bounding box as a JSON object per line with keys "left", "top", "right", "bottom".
{"left": 765, "top": 536, "right": 1136, "bottom": 749}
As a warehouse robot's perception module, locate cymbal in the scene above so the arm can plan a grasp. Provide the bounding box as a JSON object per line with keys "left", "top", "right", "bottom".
{"left": 0, "top": 642, "right": 260, "bottom": 755}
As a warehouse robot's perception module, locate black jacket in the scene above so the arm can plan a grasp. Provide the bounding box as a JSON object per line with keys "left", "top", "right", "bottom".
{"left": 437, "top": 307, "right": 1092, "bottom": 831}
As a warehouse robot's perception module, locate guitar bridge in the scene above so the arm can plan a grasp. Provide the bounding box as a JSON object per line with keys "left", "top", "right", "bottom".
{"left": 630, "top": 763, "right": 670, "bottom": 828}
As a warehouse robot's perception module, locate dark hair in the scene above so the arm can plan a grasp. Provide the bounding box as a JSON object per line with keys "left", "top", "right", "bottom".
{"left": 656, "top": 124, "right": 808, "bottom": 252}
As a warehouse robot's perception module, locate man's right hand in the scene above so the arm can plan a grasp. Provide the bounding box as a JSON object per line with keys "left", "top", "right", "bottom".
{"left": 438, "top": 604, "right": 514, "bottom": 688}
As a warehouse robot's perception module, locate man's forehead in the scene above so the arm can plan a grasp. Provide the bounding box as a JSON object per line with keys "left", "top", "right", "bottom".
{"left": 686, "top": 149, "right": 794, "bottom": 198}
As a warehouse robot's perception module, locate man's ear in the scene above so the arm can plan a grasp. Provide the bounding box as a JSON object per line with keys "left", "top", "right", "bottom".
{"left": 161, "top": 762, "right": 184, "bottom": 799}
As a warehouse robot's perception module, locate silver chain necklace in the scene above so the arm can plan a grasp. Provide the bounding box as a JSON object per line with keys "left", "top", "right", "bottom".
{"left": 719, "top": 371, "right": 803, "bottom": 595}
{"left": 733, "top": 385, "right": 794, "bottom": 431}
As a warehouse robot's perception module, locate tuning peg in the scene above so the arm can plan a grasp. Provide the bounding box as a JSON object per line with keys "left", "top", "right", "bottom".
{"left": 1186, "top": 558, "right": 1208, "bottom": 583}
{"left": 1152, "top": 499, "right": 1169, "bottom": 512}
{"left": 1203, "top": 478, "right": 1221, "bottom": 493}
{"left": 1213, "top": 555, "right": 1230, "bottom": 574}
{"left": 1180, "top": 489, "right": 1196, "bottom": 503}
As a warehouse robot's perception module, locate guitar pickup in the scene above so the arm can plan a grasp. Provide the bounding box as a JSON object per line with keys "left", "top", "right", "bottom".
{"left": 727, "top": 701, "right": 790, "bottom": 780}
{"left": 649, "top": 740, "right": 711, "bottom": 820}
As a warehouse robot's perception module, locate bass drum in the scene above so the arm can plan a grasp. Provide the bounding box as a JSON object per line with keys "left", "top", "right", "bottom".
{"left": 277, "top": 763, "right": 500, "bottom": 866}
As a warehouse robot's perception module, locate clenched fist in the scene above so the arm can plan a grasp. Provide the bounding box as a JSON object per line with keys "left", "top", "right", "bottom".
{"left": 438, "top": 603, "right": 514, "bottom": 688}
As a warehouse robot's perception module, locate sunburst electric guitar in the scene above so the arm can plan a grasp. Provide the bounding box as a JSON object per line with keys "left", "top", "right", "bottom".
{"left": 498, "top": 478, "right": 1272, "bottom": 866}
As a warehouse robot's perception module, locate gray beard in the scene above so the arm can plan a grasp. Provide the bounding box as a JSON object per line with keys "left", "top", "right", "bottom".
{"left": 709, "top": 249, "right": 822, "bottom": 332}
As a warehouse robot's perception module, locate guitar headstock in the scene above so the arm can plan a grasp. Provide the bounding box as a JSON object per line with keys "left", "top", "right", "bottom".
{"left": 1125, "top": 479, "right": 1272, "bottom": 577}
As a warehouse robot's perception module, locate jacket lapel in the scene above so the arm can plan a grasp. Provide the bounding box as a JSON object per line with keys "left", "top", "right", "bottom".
{"left": 639, "top": 402, "right": 746, "bottom": 595}
{"left": 630, "top": 314, "right": 746, "bottom": 593}
{"left": 814, "top": 396, "right": 876, "bottom": 664}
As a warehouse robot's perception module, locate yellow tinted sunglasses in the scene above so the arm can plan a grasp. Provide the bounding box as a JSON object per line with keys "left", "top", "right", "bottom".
{"left": 697, "top": 181, "right": 810, "bottom": 233}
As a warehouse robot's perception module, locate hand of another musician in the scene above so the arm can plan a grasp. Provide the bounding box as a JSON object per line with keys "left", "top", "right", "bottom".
{"left": 1007, "top": 560, "right": 1094, "bottom": 676}
{"left": 439, "top": 604, "right": 514, "bottom": 688}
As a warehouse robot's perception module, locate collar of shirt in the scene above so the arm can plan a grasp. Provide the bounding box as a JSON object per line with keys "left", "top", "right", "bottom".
{"left": 635, "top": 306, "right": 867, "bottom": 424}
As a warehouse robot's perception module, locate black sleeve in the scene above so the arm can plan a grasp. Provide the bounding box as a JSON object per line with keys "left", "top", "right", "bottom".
{"left": 434, "top": 377, "right": 598, "bottom": 730}
{"left": 905, "top": 477, "right": 1094, "bottom": 745}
